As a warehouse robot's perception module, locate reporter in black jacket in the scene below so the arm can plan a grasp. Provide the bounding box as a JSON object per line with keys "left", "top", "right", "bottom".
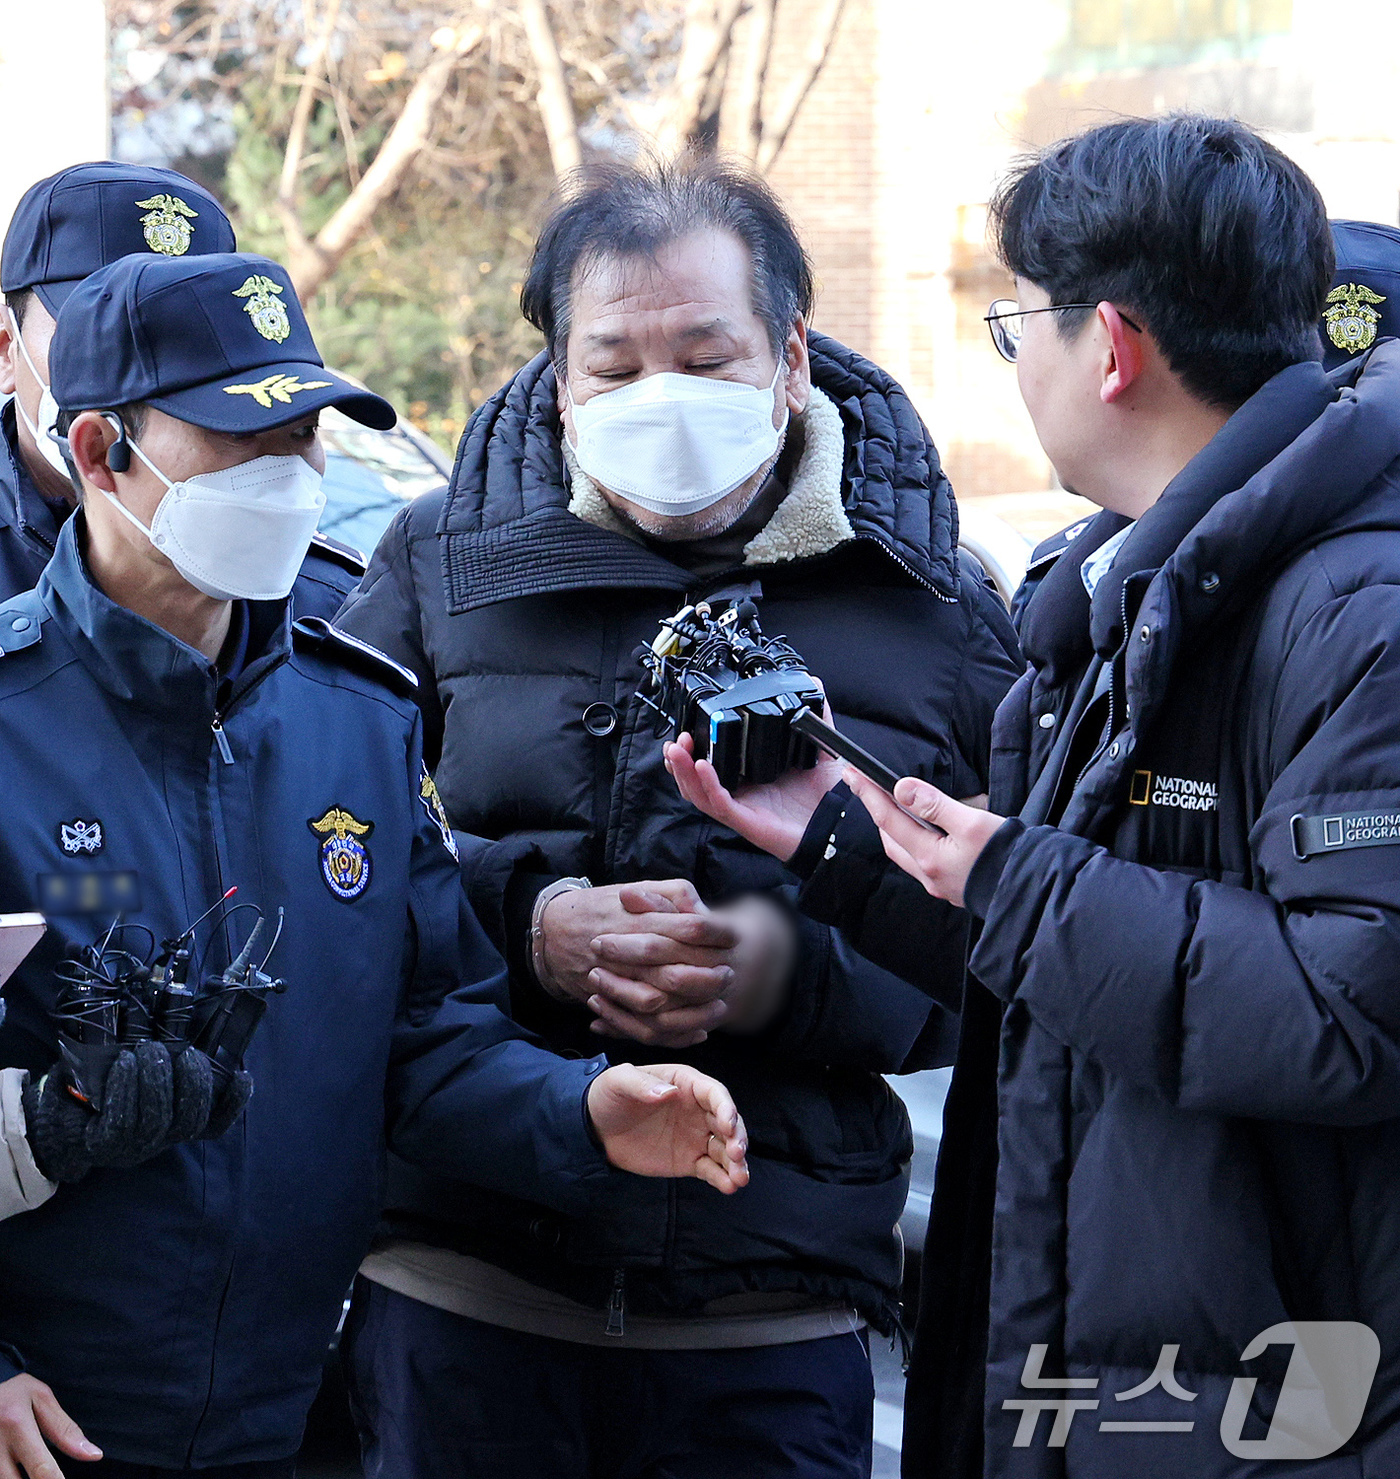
{"left": 335, "top": 155, "right": 1021, "bottom": 1477}
{"left": 673, "top": 121, "right": 1400, "bottom": 1478}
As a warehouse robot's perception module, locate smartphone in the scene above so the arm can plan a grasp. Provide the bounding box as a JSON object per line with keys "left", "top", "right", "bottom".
{"left": 791, "top": 710, "right": 941, "bottom": 832}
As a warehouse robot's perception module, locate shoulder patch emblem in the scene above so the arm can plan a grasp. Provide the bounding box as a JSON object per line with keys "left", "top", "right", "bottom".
{"left": 232, "top": 275, "right": 291, "bottom": 343}
{"left": 309, "top": 807, "right": 374, "bottom": 899}
{"left": 419, "top": 767, "right": 458, "bottom": 860}
{"left": 223, "top": 372, "right": 332, "bottom": 407}
{"left": 135, "top": 193, "right": 198, "bottom": 255}
{"left": 1324, "top": 282, "right": 1387, "bottom": 354}
{"left": 58, "top": 818, "right": 104, "bottom": 855}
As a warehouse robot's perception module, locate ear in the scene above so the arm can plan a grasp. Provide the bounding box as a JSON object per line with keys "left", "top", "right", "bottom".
{"left": 0, "top": 318, "right": 15, "bottom": 398}
{"left": 1098, "top": 303, "right": 1143, "bottom": 405}
{"left": 66, "top": 412, "right": 123, "bottom": 496}
{"left": 783, "top": 318, "right": 811, "bottom": 416}
{"left": 554, "top": 360, "right": 575, "bottom": 436}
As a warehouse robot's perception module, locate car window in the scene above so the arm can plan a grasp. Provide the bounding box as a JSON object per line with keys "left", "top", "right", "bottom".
{"left": 316, "top": 404, "right": 452, "bottom": 555}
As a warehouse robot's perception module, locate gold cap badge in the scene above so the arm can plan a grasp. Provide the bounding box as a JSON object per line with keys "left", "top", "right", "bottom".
{"left": 1324, "top": 282, "right": 1387, "bottom": 355}
{"left": 232, "top": 274, "right": 292, "bottom": 344}
{"left": 135, "top": 194, "right": 199, "bottom": 255}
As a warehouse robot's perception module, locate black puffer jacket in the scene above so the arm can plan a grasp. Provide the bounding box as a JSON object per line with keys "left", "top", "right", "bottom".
{"left": 0, "top": 399, "right": 365, "bottom": 618}
{"left": 337, "top": 333, "right": 1022, "bottom": 1329}
{"left": 794, "top": 344, "right": 1400, "bottom": 1475}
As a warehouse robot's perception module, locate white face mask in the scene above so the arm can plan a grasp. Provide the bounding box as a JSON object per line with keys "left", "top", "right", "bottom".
{"left": 566, "top": 361, "right": 788, "bottom": 517}
{"left": 106, "top": 441, "right": 326, "bottom": 602}
{"left": 7, "top": 308, "right": 68, "bottom": 478}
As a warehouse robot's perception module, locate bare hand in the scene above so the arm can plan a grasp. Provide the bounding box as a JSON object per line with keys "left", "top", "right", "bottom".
{"left": 587, "top": 1062, "right": 749, "bottom": 1193}
{"left": 588, "top": 892, "right": 797, "bottom": 1045}
{"left": 539, "top": 881, "right": 738, "bottom": 1035}
{"left": 846, "top": 772, "right": 1005, "bottom": 909}
{"left": 0, "top": 1374, "right": 101, "bottom": 1478}
{"left": 664, "top": 720, "right": 845, "bottom": 864}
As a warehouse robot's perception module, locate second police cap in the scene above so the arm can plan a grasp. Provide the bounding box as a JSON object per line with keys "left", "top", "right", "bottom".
{"left": 2, "top": 161, "right": 237, "bottom": 314}
{"left": 50, "top": 252, "right": 396, "bottom": 433}
{"left": 1322, "top": 220, "right": 1400, "bottom": 372}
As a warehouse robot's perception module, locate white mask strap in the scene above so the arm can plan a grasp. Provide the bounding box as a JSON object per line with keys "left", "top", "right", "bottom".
{"left": 98, "top": 428, "right": 172, "bottom": 542}
{"left": 7, "top": 308, "right": 48, "bottom": 393}
{"left": 7, "top": 308, "right": 50, "bottom": 447}
{"left": 126, "top": 435, "right": 174, "bottom": 490}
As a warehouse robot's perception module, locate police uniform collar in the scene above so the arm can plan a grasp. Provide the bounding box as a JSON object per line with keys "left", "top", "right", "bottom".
{"left": 35, "top": 513, "right": 292, "bottom": 718}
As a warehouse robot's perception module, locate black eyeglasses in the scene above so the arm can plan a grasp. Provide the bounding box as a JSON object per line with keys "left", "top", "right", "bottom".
{"left": 984, "top": 299, "right": 1143, "bottom": 363}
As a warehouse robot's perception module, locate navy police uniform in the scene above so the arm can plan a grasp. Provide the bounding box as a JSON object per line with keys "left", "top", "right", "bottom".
{"left": 0, "top": 162, "right": 366, "bottom": 617}
{"left": 0, "top": 251, "right": 611, "bottom": 1471}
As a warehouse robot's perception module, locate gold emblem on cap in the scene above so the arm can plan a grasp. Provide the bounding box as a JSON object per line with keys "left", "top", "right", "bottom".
{"left": 1324, "top": 282, "right": 1387, "bottom": 355}
{"left": 223, "top": 372, "right": 333, "bottom": 408}
{"left": 135, "top": 194, "right": 199, "bottom": 256}
{"left": 232, "top": 274, "right": 292, "bottom": 343}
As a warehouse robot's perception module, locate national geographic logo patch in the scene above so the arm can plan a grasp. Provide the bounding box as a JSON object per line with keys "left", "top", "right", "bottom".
{"left": 1292, "top": 810, "right": 1400, "bottom": 860}
{"left": 1129, "top": 771, "right": 1218, "bottom": 812}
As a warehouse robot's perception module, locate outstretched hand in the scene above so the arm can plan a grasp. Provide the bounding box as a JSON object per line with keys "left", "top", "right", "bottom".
{"left": 0, "top": 1373, "right": 102, "bottom": 1478}
{"left": 664, "top": 725, "right": 845, "bottom": 863}
{"left": 586, "top": 1062, "right": 749, "bottom": 1194}
{"left": 845, "top": 771, "right": 1003, "bottom": 909}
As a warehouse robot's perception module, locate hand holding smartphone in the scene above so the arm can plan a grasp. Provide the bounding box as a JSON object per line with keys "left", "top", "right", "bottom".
{"left": 790, "top": 710, "right": 943, "bottom": 832}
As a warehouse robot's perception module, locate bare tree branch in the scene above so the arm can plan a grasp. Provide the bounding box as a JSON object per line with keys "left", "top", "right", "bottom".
{"left": 653, "top": 0, "right": 748, "bottom": 156}
{"left": 287, "top": 22, "right": 486, "bottom": 300}
{"left": 277, "top": 0, "right": 344, "bottom": 255}
{"left": 755, "top": 0, "right": 845, "bottom": 173}
{"left": 516, "top": 0, "right": 584, "bottom": 177}
{"left": 730, "top": 0, "right": 776, "bottom": 160}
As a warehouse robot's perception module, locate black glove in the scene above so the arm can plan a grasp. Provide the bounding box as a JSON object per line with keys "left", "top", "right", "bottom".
{"left": 201, "top": 1067, "right": 253, "bottom": 1141}
{"left": 22, "top": 1044, "right": 252, "bottom": 1183}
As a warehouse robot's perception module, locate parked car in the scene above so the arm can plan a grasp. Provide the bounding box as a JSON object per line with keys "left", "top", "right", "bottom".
{"left": 316, "top": 403, "right": 452, "bottom": 560}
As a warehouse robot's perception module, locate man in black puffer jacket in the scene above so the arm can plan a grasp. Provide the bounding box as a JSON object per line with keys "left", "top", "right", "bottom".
{"left": 672, "top": 121, "right": 1400, "bottom": 1477}
{"left": 335, "top": 156, "right": 1021, "bottom": 1477}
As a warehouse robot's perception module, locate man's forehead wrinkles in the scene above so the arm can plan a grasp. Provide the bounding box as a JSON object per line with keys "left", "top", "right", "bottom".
{"left": 578, "top": 304, "right": 747, "bottom": 351}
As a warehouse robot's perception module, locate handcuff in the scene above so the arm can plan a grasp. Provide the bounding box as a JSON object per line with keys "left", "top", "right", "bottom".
{"left": 529, "top": 876, "right": 592, "bottom": 1002}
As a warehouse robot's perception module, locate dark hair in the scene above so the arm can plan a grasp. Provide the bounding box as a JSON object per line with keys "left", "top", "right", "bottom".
{"left": 4, "top": 289, "right": 32, "bottom": 331}
{"left": 990, "top": 115, "right": 1334, "bottom": 408}
{"left": 55, "top": 404, "right": 150, "bottom": 441}
{"left": 521, "top": 153, "right": 815, "bottom": 370}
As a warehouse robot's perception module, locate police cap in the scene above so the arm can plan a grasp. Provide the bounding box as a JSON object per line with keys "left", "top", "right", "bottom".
{"left": 1322, "top": 220, "right": 1400, "bottom": 371}
{"left": 2, "top": 162, "right": 236, "bottom": 315}
{"left": 50, "top": 252, "right": 395, "bottom": 433}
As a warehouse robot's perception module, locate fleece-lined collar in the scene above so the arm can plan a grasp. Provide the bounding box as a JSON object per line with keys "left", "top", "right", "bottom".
{"left": 562, "top": 384, "right": 854, "bottom": 565}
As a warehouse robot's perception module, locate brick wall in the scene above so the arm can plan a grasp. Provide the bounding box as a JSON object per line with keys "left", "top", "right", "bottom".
{"left": 722, "top": 0, "right": 880, "bottom": 353}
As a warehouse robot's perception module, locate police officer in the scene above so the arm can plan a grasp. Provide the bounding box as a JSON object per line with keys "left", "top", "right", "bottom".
{"left": 0, "top": 249, "right": 748, "bottom": 1479}
{"left": 0, "top": 166, "right": 383, "bottom": 1216}
{"left": 0, "top": 162, "right": 367, "bottom": 613}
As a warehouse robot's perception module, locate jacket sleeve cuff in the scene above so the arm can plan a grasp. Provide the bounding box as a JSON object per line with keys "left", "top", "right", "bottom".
{"left": 0, "top": 1342, "right": 24, "bottom": 1383}
{"left": 0, "top": 1068, "right": 55, "bottom": 1223}
{"left": 963, "top": 817, "right": 1027, "bottom": 921}
{"left": 787, "top": 782, "right": 854, "bottom": 881}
